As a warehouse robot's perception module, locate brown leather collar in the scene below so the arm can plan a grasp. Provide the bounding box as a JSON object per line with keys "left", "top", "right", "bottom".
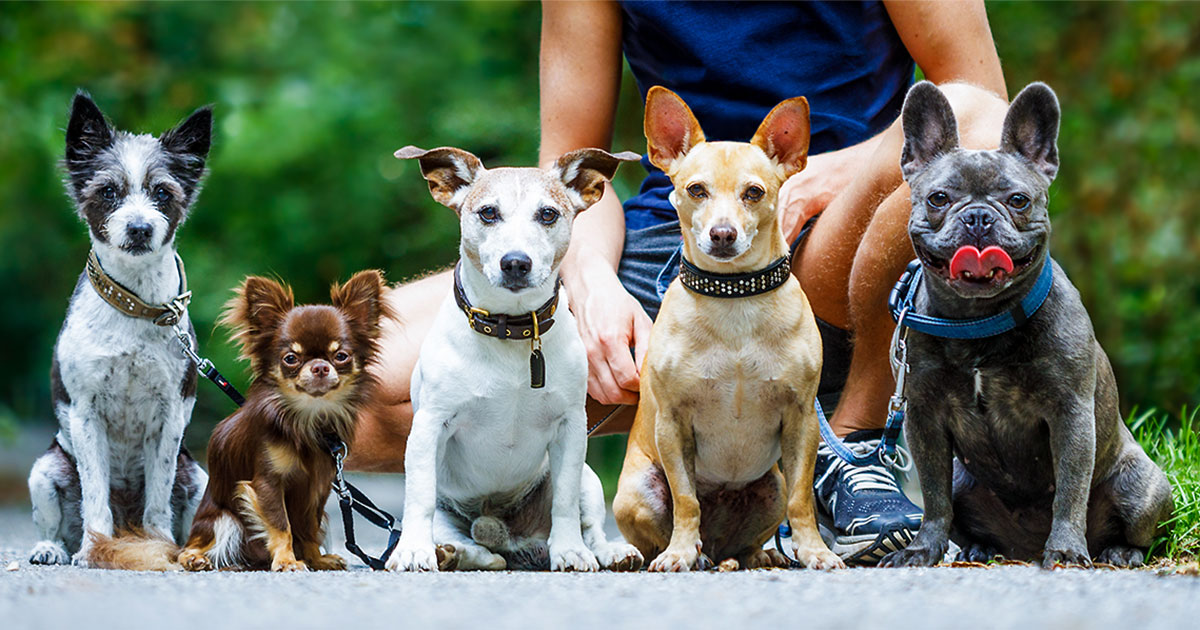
{"left": 85, "top": 249, "right": 191, "bottom": 326}
{"left": 453, "top": 262, "right": 559, "bottom": 341}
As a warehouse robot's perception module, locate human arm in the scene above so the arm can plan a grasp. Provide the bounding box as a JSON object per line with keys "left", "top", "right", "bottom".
{"left": 779, "top": 0, "right": 1007, "bottom": 240}
{"left": 540, "top": 0, "right": 651, "bottom": 405}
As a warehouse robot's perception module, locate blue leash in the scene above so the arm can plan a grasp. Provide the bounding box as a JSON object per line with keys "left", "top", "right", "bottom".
{"left": 815, "top": 256, "right": 1055, "bottom": 467}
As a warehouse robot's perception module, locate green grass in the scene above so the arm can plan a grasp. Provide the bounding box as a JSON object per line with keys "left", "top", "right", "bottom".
{"left": 1129, "top": 407, "right": 1200, "bottom": 561}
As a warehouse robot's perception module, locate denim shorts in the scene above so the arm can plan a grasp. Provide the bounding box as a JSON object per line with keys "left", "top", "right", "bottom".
{"left": 615, "top": 217, "right": 851, "bottom": 412}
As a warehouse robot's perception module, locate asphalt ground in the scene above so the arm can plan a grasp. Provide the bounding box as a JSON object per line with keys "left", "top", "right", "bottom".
{"left": 1, "top": 431, "right": 1197, "bottom": 630}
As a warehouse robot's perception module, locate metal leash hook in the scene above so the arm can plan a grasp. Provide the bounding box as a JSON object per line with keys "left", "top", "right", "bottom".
{"left": 880, "top": 308, "right": 912, "bottom": 471}
{"left": 330, "top": 439, "right": 351, "bottom": 501}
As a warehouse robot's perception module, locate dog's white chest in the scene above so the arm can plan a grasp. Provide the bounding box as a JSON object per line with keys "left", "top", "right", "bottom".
{"left": 55, "top": 288, "right": 191, "bottom": 468}
{"left": 415, "top": 295, "right": 587, "bottom": 500}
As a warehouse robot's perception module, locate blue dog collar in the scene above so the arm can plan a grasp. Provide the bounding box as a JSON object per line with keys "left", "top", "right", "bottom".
{"left": 888, "top": 255, "right": 1054, "bottom": 339}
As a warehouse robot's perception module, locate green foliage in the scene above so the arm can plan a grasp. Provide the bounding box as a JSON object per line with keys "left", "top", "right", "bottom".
{"left": 1130, "top": 408, "right": 1200, "bottom": 560}
{"left": 987, "top": 2, "right": 1200, "bottom": 420}
{"left": 0, "top": 2, "right": 1197, "bottom": 453}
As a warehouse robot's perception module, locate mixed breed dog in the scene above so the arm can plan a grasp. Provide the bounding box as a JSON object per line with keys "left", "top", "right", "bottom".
{"left": 27, "top": 81, "right": 1172, "bottom": 573}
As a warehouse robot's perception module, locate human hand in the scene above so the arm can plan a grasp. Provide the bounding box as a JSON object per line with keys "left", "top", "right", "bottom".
{"left": 777, "top": 151, "right": 850, "bottom": 242}
{"left": 563, "top": 250, "right": 652, "bottom": 405}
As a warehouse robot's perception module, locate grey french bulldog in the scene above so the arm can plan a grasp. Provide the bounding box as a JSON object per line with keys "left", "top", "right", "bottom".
{"left": 879, "top": 81, "right": 1172, "bottom": 569}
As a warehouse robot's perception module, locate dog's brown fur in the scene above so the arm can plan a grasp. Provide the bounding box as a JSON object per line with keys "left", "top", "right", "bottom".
{"left": 178, "top": 270, "right": 391, "bottom": 572}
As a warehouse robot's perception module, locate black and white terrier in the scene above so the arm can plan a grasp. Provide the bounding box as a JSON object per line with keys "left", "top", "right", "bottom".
{"left": 27, "top": 92, "right": 212, "bottom": 567}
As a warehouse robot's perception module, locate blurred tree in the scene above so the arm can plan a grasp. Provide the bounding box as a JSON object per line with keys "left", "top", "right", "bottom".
{"left": 0, "top": 1, "right": 1196, "bottom": 452}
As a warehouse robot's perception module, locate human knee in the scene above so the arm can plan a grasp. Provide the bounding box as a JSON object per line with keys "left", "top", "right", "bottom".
{"left": 935, "top": 82, "right": 1008, "bottom": 150}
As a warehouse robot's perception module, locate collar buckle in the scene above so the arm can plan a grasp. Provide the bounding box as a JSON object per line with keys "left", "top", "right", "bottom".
{"left": 466, "top": 305, "right": 490, "bottom": 329}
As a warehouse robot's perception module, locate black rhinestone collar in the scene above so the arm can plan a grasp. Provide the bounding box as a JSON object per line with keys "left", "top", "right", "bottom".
{"left": 679, "top": 255, "right": 792, "bottom": 298}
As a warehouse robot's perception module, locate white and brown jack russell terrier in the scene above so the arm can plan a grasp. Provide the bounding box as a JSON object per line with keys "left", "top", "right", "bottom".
{"left": 387, "top": 145, "right": 644, "bottom": 572}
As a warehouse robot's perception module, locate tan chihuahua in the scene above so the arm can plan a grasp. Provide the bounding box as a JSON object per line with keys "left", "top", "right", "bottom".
{"left": 613, "top": 87, "right": 843, "bottom": 571}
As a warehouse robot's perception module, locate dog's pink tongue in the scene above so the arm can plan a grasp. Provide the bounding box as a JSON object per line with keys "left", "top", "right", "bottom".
{"left": 950, "top": 246, "right": 1014, "bottom": 278}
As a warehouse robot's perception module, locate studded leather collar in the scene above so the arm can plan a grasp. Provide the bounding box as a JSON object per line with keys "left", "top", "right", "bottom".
{"left": 679, "top": 255, "right": 791, "bottom": 298}
{"left": 85, "top": 249, "right": 191, "bottom": 326}
{"left": 452, "top": 262, "right": 559, "bottom": 341}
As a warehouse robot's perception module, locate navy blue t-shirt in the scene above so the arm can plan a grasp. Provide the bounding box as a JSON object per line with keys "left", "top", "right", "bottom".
{"left": 620, "top": 1, "right": 915, "bottom": 230}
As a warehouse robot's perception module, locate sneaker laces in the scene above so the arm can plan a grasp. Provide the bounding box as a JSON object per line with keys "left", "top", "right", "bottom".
{"left": 817, "top": 438, "right": 913, "bottom": 496}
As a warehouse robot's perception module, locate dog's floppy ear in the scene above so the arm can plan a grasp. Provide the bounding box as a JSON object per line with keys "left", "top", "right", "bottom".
{"left": 331, "top": 269, "right": 393, "bottom": 350}
{"left": 220, "top": 276, "right": 295, "bottom": 366}
{"left": 644, "top": 86, "right": 705, "bottom": 173}
{"left": 65, "top": 90, "right": 114, "bottom": 197}
{"left": 751, "top": 96, "right": 810, "bottom": 178}
{"left": 900, "top": 81, "right": 960, "bottom": 181}
{"left": 552, "top": 148, "right": 641, "bottom": 211}
{"left": 1000, "top": 82, "right": 1060, "bottom": 181}
{"left": 394, "top": 146, "right": 484, "bottom": 213}
{"left": 160, "top": 106, "right": 213, "bottom": 197}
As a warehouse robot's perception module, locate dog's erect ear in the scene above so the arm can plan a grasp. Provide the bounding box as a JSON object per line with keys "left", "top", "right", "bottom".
{"left": 1000, "top": 82, "right": 1060, "bottom": 181}
{"left": 65, "top": 91, "right": 114, "bottom": 195}
{"left": 160, "top": 106, "right": 213, "bottom": 197}
{"left": 394, "top": 146, "right": 484, "bottom": 213}
{"left": 220, "top": 276, "right": 295, "bottom": 364}
{"left": 331, "top": 269, "right": 392, "bottom": 339}
{"left": 644, "top": 86, "right": 705, "bottom": 173}
{"left": 161, "top": 106, "right": 213, "bottom": 160}
{"left": 552, "top": 148, "right": 641, "bottom": 211}
{"left": 751, "top": 96, "right": 810, "bottom": 178}
{"left": 900, "top": 81, "right": 960, "bottom": 181}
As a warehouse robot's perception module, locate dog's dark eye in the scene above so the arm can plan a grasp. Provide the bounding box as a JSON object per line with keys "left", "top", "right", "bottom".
{"left": 926, "top": 191, "right": 950, "bottom": 209}
{"left": 742, "top": 185, "right": 765, "bottom": 203}
{"left": 153, "top": 186, "right": 171, "bottom": 203}
{"left": 478, "top": 205, "right": 500, "bottom": 224}
{"left": 537, "top": 206, "right": 560, "bottom": 226}
{"left": 686, "top": 183, "right": 708, "bottom": 199}
{"left": 1007, "top": 193, "right": 1031, "bottom": 210}
{"left": 334, "top": 351, "right": 350, "bottom": 364}
{"left": 282, "top": 353, "right": 300, "bottom": 367}
{"left": 101, "top": 185, "right": 117, "bottom": 201}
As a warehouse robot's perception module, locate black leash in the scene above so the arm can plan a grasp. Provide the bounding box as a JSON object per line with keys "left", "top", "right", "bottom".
{"left": 326, "top": 438, "right": 402, "bottom": 570}
{"left": 174, "top": 327, "right": 400, "bottom": 570}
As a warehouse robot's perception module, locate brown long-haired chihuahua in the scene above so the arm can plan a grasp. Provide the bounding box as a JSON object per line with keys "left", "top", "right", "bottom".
{"left": 178, "top": 270, "right": 391, "bottom": 571}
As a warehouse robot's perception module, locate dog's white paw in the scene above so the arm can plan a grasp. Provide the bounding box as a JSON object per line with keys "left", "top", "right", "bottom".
{"left": 594, "top": 542, "right": 644, "bottom": 572}
{"left": 29, "top": 541, "right": 69, "bottom": 565}
{"left": 793, "top": 544, "right": 845, "bottom": 570}
{"left": 648, "top": 543, "right": 701, "bottom": 572}
{"left": 550, "top": 544, "right": 599, "bottom": 572}
{"left": 71, "top": 540, "right": 94, "bottom": 567}
{"left": 387, "top": 542, "right": 440, "bottom": 572}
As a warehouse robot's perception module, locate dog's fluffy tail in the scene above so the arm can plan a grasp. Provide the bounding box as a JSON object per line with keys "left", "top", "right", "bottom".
{"left": 87, "top": 528, "right": 181, "bottom": 571}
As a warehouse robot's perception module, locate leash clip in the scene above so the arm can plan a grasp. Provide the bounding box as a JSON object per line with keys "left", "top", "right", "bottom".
{"left": 329, "top": 440, "right": 352, "bottom": 501}
{"left": 155, "top": 291, "right": 193, "bottom": 327}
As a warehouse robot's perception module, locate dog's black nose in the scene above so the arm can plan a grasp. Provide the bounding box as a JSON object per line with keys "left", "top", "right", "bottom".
{"left": 958, "top": 207, "right": 996, "bottom": 239}
{"left": 709, "top": 224, "right": 738, "bottom": 246}
{"left": 126, "top": 222, "right": 153, "bottom": 246}
{"left": 500, "top": 251, "right": 532, "bottom": 278}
